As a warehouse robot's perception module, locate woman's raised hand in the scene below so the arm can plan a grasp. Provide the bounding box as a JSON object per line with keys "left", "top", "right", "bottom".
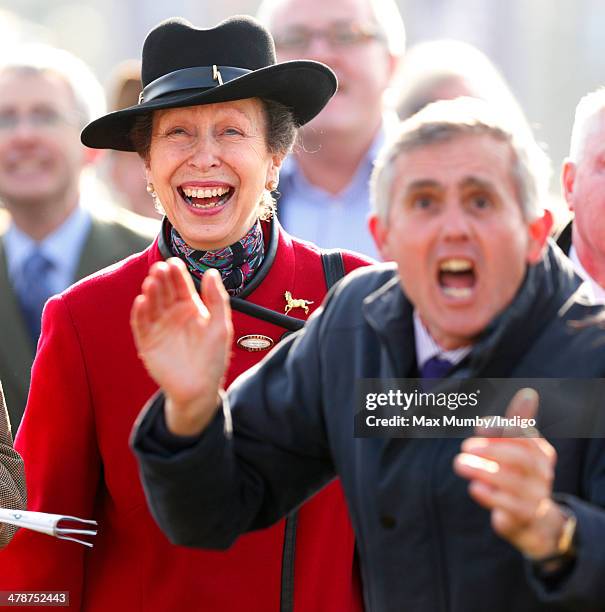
{"left": 131, "top": 258, "right": 233, "bottom": 435}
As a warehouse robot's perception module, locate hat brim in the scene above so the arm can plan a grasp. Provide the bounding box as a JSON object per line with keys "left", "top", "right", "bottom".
{"left": 82, "top": 60, "right": 336, "bottom": 151}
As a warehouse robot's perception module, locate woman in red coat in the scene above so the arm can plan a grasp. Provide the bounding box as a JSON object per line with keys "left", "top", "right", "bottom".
{"left": 0, "top": 16, "right": 372, "bottom": 612}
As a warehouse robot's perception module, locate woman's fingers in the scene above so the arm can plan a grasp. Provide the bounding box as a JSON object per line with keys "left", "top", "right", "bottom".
{"left": 201, "top": 269, "right": 233, "bottom": 347}
{"left": 130, "top": 294, "right": 150, "bottom": 346}
{"left": 166, "top": 257, "right": 203, "bottom": 306}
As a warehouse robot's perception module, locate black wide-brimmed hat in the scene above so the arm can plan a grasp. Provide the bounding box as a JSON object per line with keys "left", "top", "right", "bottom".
{"left": 81, "top": 16, "right": 337, "bottom": 151}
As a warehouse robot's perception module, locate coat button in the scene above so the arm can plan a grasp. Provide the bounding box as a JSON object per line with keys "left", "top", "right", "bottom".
{"left": 380, "top": 514, "right": 396, "bottom": 529}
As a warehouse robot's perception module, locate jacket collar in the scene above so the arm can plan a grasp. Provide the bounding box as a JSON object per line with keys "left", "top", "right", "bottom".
{"left": 463, "top": 243, "right": 577, "bottom": 377}
{"left": 362, "top": 243, "right": 585, "bottom": 378}
{"left": 555, "top": 220, "right": 572, "bottom": 256}
{"left": 362, "top": 265, "right": 417, "bottom": 377}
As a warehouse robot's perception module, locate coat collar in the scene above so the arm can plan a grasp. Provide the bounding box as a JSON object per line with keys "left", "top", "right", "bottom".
{"left": 555, "top": 220, "right": 572, "bottom": 256}
{"left": 361, "top": 244, "right": 585, "bottom": 378}
{"left": 362, "top": 265, "right": 417, "bottom": 377}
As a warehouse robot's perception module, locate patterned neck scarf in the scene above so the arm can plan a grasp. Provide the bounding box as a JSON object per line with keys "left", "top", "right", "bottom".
{"left": 169, "top": 221, "right": 265, "bottom": 296}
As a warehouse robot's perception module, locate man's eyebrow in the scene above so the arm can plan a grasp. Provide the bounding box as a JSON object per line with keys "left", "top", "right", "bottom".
{"left": 459, "top": 177, "right": 494, "bottom": 191}
{"left": 406, "top": 179, "right": 442, "bottom": 192}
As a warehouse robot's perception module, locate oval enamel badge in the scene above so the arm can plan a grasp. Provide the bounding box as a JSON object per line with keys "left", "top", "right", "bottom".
{"left": 237, "top": 334, "right": 275, "bottom": 352}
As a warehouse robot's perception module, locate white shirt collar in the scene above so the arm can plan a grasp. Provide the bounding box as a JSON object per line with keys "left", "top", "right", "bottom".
{"left": 413, "top": 311, "right": 472, "bottom": 369}
{"left": 568, "top": 245, "right": 605, "bottom": 304}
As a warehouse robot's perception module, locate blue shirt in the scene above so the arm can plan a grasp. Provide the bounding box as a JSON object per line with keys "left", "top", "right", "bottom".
{"left": 4, "top": 205, "right": 92, "bottom": 296}
{"left": 277, "top": 130, "right": 384, "bottom": 259}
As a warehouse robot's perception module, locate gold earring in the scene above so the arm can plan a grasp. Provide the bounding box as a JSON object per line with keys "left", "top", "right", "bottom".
{"left": 267, "top": 179, "right": 278, "bottom": 191}
{"left": 259, "top": 190, "right": 276, "bottom": 222}
{"left": 146, "top": 183, "right": 156, "bottom": 196}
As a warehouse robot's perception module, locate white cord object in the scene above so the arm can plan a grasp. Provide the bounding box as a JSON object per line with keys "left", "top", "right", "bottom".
{"left": 0, "top": 508, "right": 97, "bottom": 547}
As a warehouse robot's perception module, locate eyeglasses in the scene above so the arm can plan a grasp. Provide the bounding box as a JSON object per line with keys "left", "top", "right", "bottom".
{"left": 274, "top": 22, "right": 384, "bottom": 51}
{"left": 0, "top": 109, "right": 80, "bottom": 133}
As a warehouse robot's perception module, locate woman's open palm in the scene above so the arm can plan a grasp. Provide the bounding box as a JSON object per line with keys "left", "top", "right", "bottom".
{"left": 131, "top": 258, "right": 233, "bottom": 409}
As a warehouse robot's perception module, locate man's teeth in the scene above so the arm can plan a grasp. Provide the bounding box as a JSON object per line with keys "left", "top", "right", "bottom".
{"left": 439, "top": 259, "right": 473, "bottom": 272}
{"left": 182, "top": 186, "right": 230, "bottom": 199}
{"left": 442, "top": 287, "right": 473, "bottom": 298}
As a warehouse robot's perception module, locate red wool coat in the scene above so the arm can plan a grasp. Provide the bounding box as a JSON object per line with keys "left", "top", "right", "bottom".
{"left": 0, "top": 222, "right": 371, "bottom": 612}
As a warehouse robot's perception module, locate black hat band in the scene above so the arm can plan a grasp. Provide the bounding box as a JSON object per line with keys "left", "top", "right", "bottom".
{"left": 139, "top": 65, "right": 252, "bottom": 104}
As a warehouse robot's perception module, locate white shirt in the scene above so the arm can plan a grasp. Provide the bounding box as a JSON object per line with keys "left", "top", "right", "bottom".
{"left": 569, "top": 245, "right": 605, "bottom": 304}
{"left": 413, "top": 311, "right": 472, "bottom": 370}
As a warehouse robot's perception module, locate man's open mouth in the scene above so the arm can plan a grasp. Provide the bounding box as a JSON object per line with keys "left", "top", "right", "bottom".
{"left": 178, "top": 185, "right": 234, "bottom": 209}
{"left": 438, "top": 258, "right": 476, "bottom": 299}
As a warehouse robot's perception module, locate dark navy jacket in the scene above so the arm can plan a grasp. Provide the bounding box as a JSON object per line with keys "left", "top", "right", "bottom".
{"left": 134, "top": 244, "right": 605, "bottom": 612}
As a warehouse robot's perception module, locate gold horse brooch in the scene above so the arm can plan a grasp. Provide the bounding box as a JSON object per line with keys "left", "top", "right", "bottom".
{"left": 284, "top": 291, "right": 314, "bottom": 315}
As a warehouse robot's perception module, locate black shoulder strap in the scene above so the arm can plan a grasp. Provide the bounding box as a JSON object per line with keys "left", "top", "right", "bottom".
{"left": 321, "top": 249, "right": 346, "bottom": 290}
{"left": 230, "top": 298, "right": 304, "bottom": 331}
{"left": 280, "top": 249, "right": 345, "bottom": 612}
{"left": 231, "top": 250, "right": 346, "bottom": 332}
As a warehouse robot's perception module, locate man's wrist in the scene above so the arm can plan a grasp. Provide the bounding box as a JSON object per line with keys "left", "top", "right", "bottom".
{"left": 527, "top": 504, "right": 578, "bottom": 572}
{"left": 165, "top": 392, "right": 222, "bottom": 436}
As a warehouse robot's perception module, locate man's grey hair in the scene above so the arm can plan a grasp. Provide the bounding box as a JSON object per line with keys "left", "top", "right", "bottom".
{"left": 371, "top": 97, "right": 551, "bottom": 222}
{"left": 257, "top": 0, "right": 406, "bottom": 57}
{"left": 0, "top": 44, "right": 106, "bottom": 127}
{"left": 568, "top": 87, "right": 605, "bottom": 163}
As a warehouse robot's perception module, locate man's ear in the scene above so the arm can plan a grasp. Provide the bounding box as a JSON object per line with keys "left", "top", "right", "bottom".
{"left": 561, "top": 159, "right": 576, "bottom": 211}
{"left": 527, "top": 208, "right": 554, "bottom": 264}
{"left": 368, "top": 213, "right": 391, "bottom": 261}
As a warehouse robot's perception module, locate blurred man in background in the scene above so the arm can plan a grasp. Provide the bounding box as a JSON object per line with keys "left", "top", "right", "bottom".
{"left": 558, "top": 88, "right": 605, "bottom": 301}
{"left": 0, "top": 45, "right": 155, "bottom": 430}
{"left": 391, "top": 38, "right": 569, "bottom": 235}
{"left": 104, "top": 60, "right": 161, "bottom": 220}
{"left": 257, "top": 0, "right": 405, "bottom": 258}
